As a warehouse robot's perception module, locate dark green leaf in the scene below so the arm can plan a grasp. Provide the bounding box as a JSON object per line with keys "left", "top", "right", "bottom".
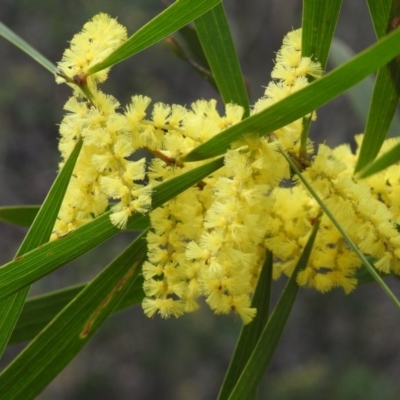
{"left": 302, "top": 0, "right": 342, "bottom": 69}
{"left": 9, "top": 275, "right": 144, "bottom": 345}
{"left": 300, "top": 0, "right": 342, "bottom": 152}
{"left": 354, "top": 0, "right": 400, "bottom": 172}
{"left": 0, "top": 206, "right": 40, "bottom": 227}
{"left": 218, "top": 251, "right": 273, "bottom": 400}
{"left": 195, "top": 3, "right": 250, "bottom": 115}
{"left": 0, "top": 231, "right": 147, "bottom": 400}
{"left": 228, "top": 218, "right": 321, "bottom": 399}
{"left": 0, "top": 139, "right": 82, "bottom": 357}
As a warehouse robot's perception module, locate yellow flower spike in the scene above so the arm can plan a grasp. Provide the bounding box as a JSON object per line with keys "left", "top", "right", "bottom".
{"left": 56, "top": 13, "right": 127, "bottom": 89}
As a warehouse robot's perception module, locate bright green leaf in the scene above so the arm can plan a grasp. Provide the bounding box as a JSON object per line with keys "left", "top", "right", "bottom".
{"left": 329, "top": 38, "right": 400, "bottom": 137}
{"left": 182, "top": 26, "right": 400, "bottom": 162}
{"left": 88, "top": 0, "right": 221, "bottom": 75}
{"left": 358, "top": 140, "right": 400, "bottom": 178}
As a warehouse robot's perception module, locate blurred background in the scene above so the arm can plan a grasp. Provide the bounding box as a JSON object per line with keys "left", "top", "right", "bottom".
{"left": 1, "top": 0, "right": 400, "bottom": 399}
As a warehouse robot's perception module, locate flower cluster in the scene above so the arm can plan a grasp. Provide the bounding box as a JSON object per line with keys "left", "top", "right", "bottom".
{"left": 55, "top": 14, "right": 400, "bottom": 324}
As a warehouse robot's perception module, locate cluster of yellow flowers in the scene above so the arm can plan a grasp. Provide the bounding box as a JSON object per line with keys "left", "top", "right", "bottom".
{"left": 55, "top": 14, "right": 400, "bottom": 324}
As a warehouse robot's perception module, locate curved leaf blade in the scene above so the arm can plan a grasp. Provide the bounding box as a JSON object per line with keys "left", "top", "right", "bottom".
{"left": 183, "top": 27, "right": 400, "bottom": 162}
{"left": 88, "top": 0, "right": 221, "bottom": 75}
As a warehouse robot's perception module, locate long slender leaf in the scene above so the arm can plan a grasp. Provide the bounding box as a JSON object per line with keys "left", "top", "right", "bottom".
{"left": 182, "top": 27, "right": 400, "bottom": 162}
{"left": 354, "top": 0, "right": 400, "bottom": 172}
{"left": 0, "top": 21, "right": 55, "bottom": 74}
{"left": 302, "top": 0, "right": 342, "bottom": 69}
{"left": 358, "top": 140, "right": 400, "bottom": 178}
{"left": 0, "top": 139, "right": 82, "bottom": 357}
{"left": 329, "top": 38, "right": 400, "bottom": 137}
{"left": 228, "top": 218, "right": 321, "bottom": 400}
{"left": 218, "top": 251, "right": 273, "bottom": 400}
{"left": 366, "top": 0, "right": 392, "bottom": 38}
{"left": 0, "top": 230, "right": 148, "bottom": 400}
{"left": 194, "top": 3, "right": 250, "bottom": 115}
{"left": 300, "top": 0, "right": 342, "bottom": 152}
{"left": 9, "top": 275, "right": 144, "bottom": 345}
{"left": 0, "top": 206, "right": 40, "bottom": 228}
{"left": 329, "top": 39, "right": 374, "bottom": 124}
{"left": 0, "top": 205, "right": 150, "bottom": 231}
{"left": 0, "top": 157, "right": 224, "bottom": 301}
{"left": 87, "top": 0, "right": 221, "bottom": 75}
{"left": 281, "top": 149, "right": 400, "bottom": 310}
{"left": 176, "top": 24, "right": 210, "bottom": 68}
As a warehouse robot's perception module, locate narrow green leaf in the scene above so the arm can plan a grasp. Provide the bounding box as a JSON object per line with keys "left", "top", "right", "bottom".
{"left": 9, "top": 275, "right": 144, "bottom": 345}
{"left": 228, "top": 218, "right": 321, "bottom": 400}
{"left": 354, "top": 0, "right": 400, "bottom": 173}
{"left": 329, "top": 39, "right": 374, "bottom": 123}
{"left": 300, "top": 0, "right": 342, "bottom": 153}
{"left": 87, "top": 0, "right": 221, "bottom": 75}
{"left": 176, "top": 24, "right": 210, "bottom": 68}
{"left": 0, "top": 139, "right": 82, "bottom": 357}
{"left": 358, "top": 140, "right": 400, "bottom": 178}
{"left": 182, "top": 27, "right": 400, "bottom": 162}
{"left": 0, "top": 205, "right": 149, "bottom": 231}
{"left": 0, "top": 230, "right": 147, "bottom": 400}
{"left": 302, "top": 0, "right": 342, "bottom": 69}
{"left": 329, "top": 38, "right": 400, "bottom": 137}
{"left": 0, "top": 21, "right": 55, "bottom": 74}
{"left": 194, "top": 3, "right": 250, "bottom": 115}
{"left": 218, "top": 251, "right": 273, "bottom": 400}
{"left": 366, "top": 0, "right": 392, "bottom": 38}
{"left": 281, "top": 149, "right": 400, "bottom": 311}
{"left": 0, "top": 157, "right": 224, "bottom": 301}
{"left": 0, "top": 206, "right": 40, "bottom": 227}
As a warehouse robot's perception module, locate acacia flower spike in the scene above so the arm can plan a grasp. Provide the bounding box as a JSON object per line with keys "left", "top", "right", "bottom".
{"left": 54, "top": 17, "right": 400, "bottom": 324}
